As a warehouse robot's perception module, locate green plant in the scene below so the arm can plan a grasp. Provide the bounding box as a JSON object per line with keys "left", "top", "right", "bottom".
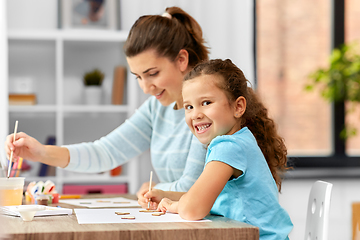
{"left": 83, "top": 69, "right": 104, "bottom": 86}
{"left": 305, "top": 41, "right": 360, "bottom": 138}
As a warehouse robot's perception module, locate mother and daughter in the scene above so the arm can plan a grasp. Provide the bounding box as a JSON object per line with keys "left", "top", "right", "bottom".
{"left": 4, "top": 6, "right": 292, "bottom": 239}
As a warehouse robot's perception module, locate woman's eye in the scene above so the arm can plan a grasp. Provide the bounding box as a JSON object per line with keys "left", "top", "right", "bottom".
{"left": 149, "top": 72, "right": 159, "bottom": 77}
{"left": 202, "top": 101, "right": 211, "bottom": 106}
{"left": 135, "top": 76, "right": 141, "bottom": 80}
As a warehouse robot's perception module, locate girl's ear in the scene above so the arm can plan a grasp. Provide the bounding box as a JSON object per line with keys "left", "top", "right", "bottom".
{"left": 177, "top": 49, "right": 189, "bottom": 72}
{"left": 234, "top": 96, "right": 246, "bottom": 118}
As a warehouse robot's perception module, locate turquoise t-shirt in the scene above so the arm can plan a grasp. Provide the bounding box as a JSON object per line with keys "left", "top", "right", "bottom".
{"left": 206, "top": 127, "right": 293, "bottom": 240}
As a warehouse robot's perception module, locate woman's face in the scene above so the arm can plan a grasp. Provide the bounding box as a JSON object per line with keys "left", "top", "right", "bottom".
{"left": 127, "top": 49, "right": 187, "bottom": 107}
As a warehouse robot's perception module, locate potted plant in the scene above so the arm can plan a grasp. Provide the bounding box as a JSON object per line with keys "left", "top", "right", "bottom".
{"left": 305, "top": 41, "right": 360, "bottom": 138}
{"left": 83, "top": 68, "right": 105, "bottom": 105}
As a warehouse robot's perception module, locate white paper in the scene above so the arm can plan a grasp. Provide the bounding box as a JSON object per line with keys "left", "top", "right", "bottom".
{"left": 59, "top": 197, "right": 140, "bottom": 208}
{"left": 0, "top": 206, "right": 72, "bottom": 217}
{"left": 74, "top": 208, "right": 211, "bottom": 224}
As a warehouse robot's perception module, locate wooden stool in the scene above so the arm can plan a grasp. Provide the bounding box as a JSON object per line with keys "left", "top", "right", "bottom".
{"left": 353, "top": 202, "right": 360, "bottom": 240}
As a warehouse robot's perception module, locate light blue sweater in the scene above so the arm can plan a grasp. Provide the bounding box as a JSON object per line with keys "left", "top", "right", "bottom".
{"left": 64, "top": 96, "right": 207, "bottom": 191}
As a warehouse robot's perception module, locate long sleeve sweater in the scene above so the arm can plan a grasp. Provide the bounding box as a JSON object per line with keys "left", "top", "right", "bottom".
{"left": 64, "top": 96, "right": 207, "bottom": 191}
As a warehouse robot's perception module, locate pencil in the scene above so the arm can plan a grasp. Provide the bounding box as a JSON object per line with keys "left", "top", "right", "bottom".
{"left": 7, "top": 120, "right": 18, "bottom": 178}
{"left": 59, "top": 195, "right": 82, "bottom": 199}
{"left": 15, "top": 157, "right": 23, "bottom": 177}
{"left": 147, "top": 171, "right": 153, "bottom": 209}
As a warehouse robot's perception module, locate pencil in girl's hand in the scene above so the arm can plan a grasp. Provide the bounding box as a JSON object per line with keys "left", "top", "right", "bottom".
{"left": 147, "top": 171, "right": 153, "bottom": 209}
{"left": 7, "top": 120, "right": 18, "bottom": 178}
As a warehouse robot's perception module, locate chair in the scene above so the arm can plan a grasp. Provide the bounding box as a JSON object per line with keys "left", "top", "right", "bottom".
{"left": 304, "top": 180, "right": 333, "bottom": 240}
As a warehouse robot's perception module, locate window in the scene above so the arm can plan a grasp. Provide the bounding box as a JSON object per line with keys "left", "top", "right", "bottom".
{"left": 256, "top": 0, "right": 360, "bottom": 169}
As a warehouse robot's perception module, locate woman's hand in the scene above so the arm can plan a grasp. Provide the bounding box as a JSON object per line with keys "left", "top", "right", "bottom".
{"left": 136, "top": 181, "right": 157, "bottom": 209}
{"left": 4, "top": 132, "right": 45, "bottom": 163}
{"left": 157, "top": 198, "right": 179, "bottom": 214}
{"left": 142, "top": 188, "right": 166, "bottom": 209}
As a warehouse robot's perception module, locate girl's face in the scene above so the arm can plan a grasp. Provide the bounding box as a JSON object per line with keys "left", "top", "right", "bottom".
{"left": 182, "top": 75, "right": 244, "bottom": 145}
{"left": 127, "top": 49, "right": 188, "bottom": 107}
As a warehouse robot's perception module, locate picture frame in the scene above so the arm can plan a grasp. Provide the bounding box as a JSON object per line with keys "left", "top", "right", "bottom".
{"left": 61, "top": 0, "right": 117, "bottom": 30}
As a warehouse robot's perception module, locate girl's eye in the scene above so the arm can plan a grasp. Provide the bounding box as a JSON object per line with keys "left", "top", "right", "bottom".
{"left": 184, "top": 105, "right": 193, "bottom": 110}
{"left": 135, "top": 76, "right": 141, "bottom": 80}
{"left": 202, "top": 101, "right": 211, "bottom": 106}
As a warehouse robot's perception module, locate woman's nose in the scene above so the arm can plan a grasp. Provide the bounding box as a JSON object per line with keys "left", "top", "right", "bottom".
{"left": 140, "top": 81, "right": 155, "bottom": 94}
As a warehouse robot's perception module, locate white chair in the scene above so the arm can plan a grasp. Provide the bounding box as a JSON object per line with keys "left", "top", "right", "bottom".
{"left": 304, "top": 180, "right": 333, "bottom": 240}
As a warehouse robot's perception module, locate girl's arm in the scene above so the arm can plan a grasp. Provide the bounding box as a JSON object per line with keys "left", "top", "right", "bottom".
{"left": 177, "top": 161, "right": 234, "bottom": 220}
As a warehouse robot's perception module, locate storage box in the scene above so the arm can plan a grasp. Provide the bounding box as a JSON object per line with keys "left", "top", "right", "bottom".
{"left": 62, "top": 184, "right": 127, "bottom": 194}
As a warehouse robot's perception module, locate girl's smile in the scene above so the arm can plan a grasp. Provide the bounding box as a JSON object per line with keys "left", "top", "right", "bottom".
{"left": 182, "top": 75, "right": 243, "bottom": 145}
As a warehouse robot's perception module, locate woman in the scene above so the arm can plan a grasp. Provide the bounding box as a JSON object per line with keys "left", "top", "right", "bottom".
{"left": 4, "top": 7, "right": 210, "bottom": 208}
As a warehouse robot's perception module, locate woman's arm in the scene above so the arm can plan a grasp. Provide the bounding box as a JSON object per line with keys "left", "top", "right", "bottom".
{"left": 155, "top": 136, "right": 207, "bottom": 191}
{"left": 4, "top": 132, "right": 70, "bottom": 168}
{"left": 64, "top": 98, "right": 154, "bottom": 173}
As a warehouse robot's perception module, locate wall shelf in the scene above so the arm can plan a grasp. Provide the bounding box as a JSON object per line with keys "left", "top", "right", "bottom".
{"left": 6, "top": 27, "right": 139, "bottom": 193}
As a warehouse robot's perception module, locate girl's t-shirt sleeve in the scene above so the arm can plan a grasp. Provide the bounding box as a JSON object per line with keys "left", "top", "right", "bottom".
{"left": 206, "top": 136, "right": 247, "bottom": 175}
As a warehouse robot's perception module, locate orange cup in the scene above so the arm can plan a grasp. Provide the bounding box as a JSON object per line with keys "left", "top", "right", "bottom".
{"left": 0, "top": 177, "right": 25, "bottom": 206}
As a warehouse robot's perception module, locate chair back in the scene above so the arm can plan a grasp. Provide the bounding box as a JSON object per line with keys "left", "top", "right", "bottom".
{"left": 304, "top": 180, "right": 333, "bottom": 240}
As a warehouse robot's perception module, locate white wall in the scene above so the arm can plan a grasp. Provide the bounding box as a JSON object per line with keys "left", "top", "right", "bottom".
{"left": 120, "top": 0, "right": 255, "bottom": 84}
{"left": 0, "top": 0, "right": 9, "bottom": 172}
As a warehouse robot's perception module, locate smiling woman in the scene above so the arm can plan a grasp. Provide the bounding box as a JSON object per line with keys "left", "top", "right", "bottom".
{"left": 4, "top": 6, "right": 210, "bottom": 210}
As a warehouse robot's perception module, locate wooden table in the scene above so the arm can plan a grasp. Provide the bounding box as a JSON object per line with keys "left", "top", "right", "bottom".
{"left": 0, "top": 194, "right": 259, "bottom": 240}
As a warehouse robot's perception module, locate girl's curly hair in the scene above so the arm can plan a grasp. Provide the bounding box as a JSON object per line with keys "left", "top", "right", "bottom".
{"left": 184, "top": 59, "right": 289, "bottom": 192}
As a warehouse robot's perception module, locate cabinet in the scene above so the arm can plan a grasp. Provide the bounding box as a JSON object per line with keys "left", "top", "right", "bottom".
{"left": 7, "top": 29, "right": 140, "bottom": 194}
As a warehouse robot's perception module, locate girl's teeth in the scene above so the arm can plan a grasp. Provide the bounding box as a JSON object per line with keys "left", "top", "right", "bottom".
{"left": 197, "top": 124, "right": 210, "bottom": 131}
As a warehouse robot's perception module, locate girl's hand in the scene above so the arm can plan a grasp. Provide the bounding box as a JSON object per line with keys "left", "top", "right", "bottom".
{"left": 4, "top": 132, "right": 45, "bottom": 163}
{"left": 157, "top": 198, "right": 179, "bottom": 213}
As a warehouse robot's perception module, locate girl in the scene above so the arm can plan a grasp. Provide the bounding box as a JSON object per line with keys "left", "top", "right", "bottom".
{"left": 145, "top": 59, "right": 293, "bottom": 240}
{"left": 4, "top": 7, "right": 209, "bottom": 208}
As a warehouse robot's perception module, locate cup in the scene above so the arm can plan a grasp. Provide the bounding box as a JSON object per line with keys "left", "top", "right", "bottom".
{"left": 0, "top": 177, "right": 25, "bottom": 206}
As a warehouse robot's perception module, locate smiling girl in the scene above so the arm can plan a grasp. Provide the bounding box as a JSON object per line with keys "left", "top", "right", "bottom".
{"left": 145, "top": 59, "right": 293, "bottom": 240}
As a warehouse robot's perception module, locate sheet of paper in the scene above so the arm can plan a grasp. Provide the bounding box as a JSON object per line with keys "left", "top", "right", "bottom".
{"left": 59, "top": 197, "right": 140, "bottom": 208}
{"left": 0, "top": 206, "right": 72, "bottom": 217}
{"left": 74, "top": 208, "right": 212, "bottom": 224}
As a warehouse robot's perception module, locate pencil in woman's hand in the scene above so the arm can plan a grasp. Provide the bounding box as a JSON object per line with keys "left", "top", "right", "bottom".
{"left": 7, "top": 120, "right": 18, "bottom": 178}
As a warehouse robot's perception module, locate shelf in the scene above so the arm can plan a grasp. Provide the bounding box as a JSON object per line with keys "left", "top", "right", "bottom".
{"left": 63, "top": 105, "right": 129, "bottom": 113}
{"left": 9, "top": 105, "right": 57, "bottom": 112}
{"left": 9, "top": 105, "right": 130, "bottom": 113}
{"left": 8, "top": 29, "right": 129, "bottom": 42}
{"left": 6, "top": 10, "right": 139, "bottom": 194}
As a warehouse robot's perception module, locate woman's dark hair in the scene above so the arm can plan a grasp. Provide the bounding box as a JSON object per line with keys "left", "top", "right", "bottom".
{"left": 124, "top": 7, "right": 209, "bottom": 68}
{"left": 184, "top": 59, "right": 289, "bottom": 192}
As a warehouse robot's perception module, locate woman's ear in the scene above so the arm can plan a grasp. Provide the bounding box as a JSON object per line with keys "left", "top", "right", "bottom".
{"left": 177, "top": 49, "right": 189, "bottom": 72}
{"left": 234, "top": 96, "right": 246, "bottom": 118}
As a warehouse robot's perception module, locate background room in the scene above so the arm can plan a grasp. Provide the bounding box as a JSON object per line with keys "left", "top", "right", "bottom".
{"left": 1, "top": 0, "right": 360, "bottom": 240}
